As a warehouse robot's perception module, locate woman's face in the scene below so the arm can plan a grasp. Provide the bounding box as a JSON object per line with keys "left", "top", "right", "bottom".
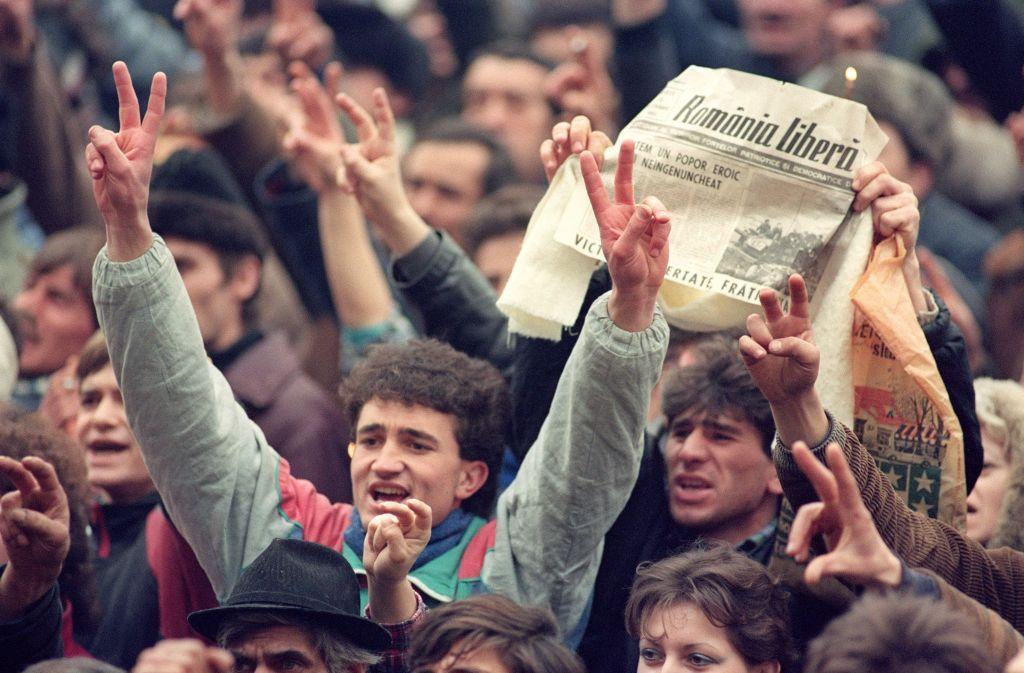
{"left": 966, "top": 426, "right": 1012, "bottom": 546}
{"left": 638, "top": 602, "right": 778, "bottom": 673}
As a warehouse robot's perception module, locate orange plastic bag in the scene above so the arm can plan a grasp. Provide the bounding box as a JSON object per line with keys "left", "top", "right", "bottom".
{"left": 848, "top": 237, "right": 966, "bottom": 528}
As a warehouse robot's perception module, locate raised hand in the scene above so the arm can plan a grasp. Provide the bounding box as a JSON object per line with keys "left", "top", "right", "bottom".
{"left": 85, "top": 62, "right": 166, "bottom": 262}
{"left": 0, "top": 456, "right": 70, "bottom": 620}
{"left": 335, "top": 88, "right": 417, "bottom": 232}
{"left": 133, "top": 640, "right": 234, "bottom": 673}
{"left": 363, "top": 499, "right": 431, "bottom": 585}
{"left": 282, "top": 61, "right": 346, "bottom": 192}
{"left": 787, "top": 442, "right": 902, "bottom": 588}
{"left": 581, "top": 139, "right": 670, "bottom": 332}
{"left": 540, "top": 115, "right": 613, "bottom": 182}
{"left": 266, "top": 0, "right": 333, "bottom": 71}
{"left": 852, "top": 160, "right": 927, "bottom": 312}
{"left": 739, "top": 274, "right": 818, "bottom": 404}
{"left": 544, "top": 32, "right": 619, "bottom": 138}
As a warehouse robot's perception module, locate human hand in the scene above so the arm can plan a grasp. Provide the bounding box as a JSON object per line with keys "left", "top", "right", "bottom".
{"left": 85, "top": 61, "right": 166, "bottom": 261}
{"left": 540, "top": 115, "right": 613, "bottom": 182}
{"left": 282, "top": 61, "right": 346, "bottom": 193}
{"left": 0, "top": 0, "right": 34, "bottom": 63}
{"left": 335, "top": 88, "right": 416, "bottom": 230}
{"left": 581, "top": 140, "right": 671, "bottom": 332}
{"left": 1006, "top": 648, "right": 1024, "bottom": 673}
{"left": 172, "top": 0, "right": 241, "bottom": 61}
{"left": 38, "top": 354, "right": 80, "bottom": 437}
{"left": 133, "top": 640, "right": 234, "bottom": 673}
{"left": 363, "top": 499, "right": 431, "bottom": 586}
{"left": 739, "top": 274, "right": 819, "bottom": 404}
{"left": 787, "top": 442, "right": 902, "bottom": 588}
{"left": 852, "top": 160, "right": 925, "bottom": 312}
{"left": 544, "top": 31, "right": 619, "bottom": 138}
{"left": 265, "top": 0, "right": 333, "bottom": 72}
{"left": 0, "top": 456, "right": 70, "bottom": 620}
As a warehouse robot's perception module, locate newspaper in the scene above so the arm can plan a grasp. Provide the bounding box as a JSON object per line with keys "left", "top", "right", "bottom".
{"left": 556, "top": 66, "right": 887, "bottom": 313}
{"left": 498, "top": 66, "right": 888, "bottom": 341}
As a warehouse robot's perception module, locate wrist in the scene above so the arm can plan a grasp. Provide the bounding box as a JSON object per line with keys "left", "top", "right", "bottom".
{"left": 771, "top": 390, "right": 829, "bottom": 447}
{"left": 608, "top": 288, "right": 657, "bottom": 332}
{"left": 380, "top": 204, "right": 431, "bottom": 258}
{"left": 104, "top": 214, "right": 155, "bottom": 262}
{"left": 0, "top": 566, "right": 53, "bottom": 622}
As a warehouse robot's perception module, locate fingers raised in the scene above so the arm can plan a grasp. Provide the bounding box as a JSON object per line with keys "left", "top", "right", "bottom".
{"left": 142, "top": 71, "right": 168, "bottom": 137}
{"left": 335, "top": 93, "right": 376, "bottom": 143}
{"left": 614, "top": 139, "right": 635, "bottom": 205}
{"left": 113, "top": 61, "right": 141, "bottom": 130}
{"left": 788, "top": 274, "right": 810, "bottom": 320}
{"left": 371, "top": 88, "right": 396, "bottom": 145}
{"left": 824, "top": 443, "right": 862, "bottom": 512}
{"left": 0, "top": 457, "right": 39, "bottom": 497}
{"left": 580, "top": 150, "right": 610, "bottom": 214}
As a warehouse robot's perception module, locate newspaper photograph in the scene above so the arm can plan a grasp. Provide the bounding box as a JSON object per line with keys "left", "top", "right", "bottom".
{"left": 552, "top": 66, "right": 888, "bottom": 306}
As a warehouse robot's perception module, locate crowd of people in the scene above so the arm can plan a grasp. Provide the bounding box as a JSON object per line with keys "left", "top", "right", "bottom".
{"left": 2, "top": 0, "right": 1024, "bottom": 672}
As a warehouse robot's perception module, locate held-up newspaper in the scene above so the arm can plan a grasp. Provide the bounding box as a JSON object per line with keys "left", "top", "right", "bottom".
{"left": 498, "top": 66, "right": 888, "bottom": 339}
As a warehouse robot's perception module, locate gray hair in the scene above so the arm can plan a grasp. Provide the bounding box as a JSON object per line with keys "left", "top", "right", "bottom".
{"left": 216, "top": 612, "right": 381, "bottom": 673}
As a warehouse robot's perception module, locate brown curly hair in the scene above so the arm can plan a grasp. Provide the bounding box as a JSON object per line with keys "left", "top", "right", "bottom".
{"left": 0, "top": 404, "right": 99, "bottom": 631}
{"left": 339, "top": 339, "right": 510, "bottom": 518}
{"left": 625, "top": 542, "right": 794, "bottom": 673}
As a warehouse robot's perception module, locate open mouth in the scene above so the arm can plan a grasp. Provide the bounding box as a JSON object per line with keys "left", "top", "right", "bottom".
{"left": 87, "top": 439, "right": 130, "bottom": 454}
{"left": 674, "top": 475, "right": 712, "bottom": 490}
{"left": 371, "top": 486, "right": 410, "bottom": 503}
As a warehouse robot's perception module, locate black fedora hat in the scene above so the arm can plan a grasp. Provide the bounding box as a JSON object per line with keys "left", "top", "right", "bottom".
{"left": 188, "top": 539, "right": 391, "bottom": 651}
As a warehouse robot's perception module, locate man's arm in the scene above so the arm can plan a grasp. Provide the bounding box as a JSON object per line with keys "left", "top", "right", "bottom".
{"left": 88, "top": 62, "right": 342, "bottom": 599}
{"left": 485, "top": 141, "right": 671, "bottom": 640}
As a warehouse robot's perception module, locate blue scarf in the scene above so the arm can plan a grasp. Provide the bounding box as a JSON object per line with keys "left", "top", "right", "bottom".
{"left": 343, "top": 508, "right": 475, "bottom": 571}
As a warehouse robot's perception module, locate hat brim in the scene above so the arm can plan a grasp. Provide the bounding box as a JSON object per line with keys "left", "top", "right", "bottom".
{"left": 188, "top": 603, "right": 392, "bottom": 652}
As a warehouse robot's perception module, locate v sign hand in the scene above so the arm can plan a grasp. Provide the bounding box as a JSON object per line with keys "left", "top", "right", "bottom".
{"left": 86, "top": 61, "right": 167, "bottom": 262}
{"left": 581, "top": 139, "right": 671, "bottom": 332}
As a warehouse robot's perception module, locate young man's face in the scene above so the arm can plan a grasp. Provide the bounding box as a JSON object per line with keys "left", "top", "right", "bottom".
{"left": 229, "top": 625, "right": 330, "bottom": 673}
{"left": 462, "top": 55, "right": 553, "bottom": 183}
{"left": 166, "top": 237, "right": 256, "bottom": 352}
{"left": 663, "top": 408, "right": 782, "bottom": 544}
{"left": 350, "top": 397, "right": 488, "bottom": 527}
{"left": 77, "top": 363, "right": 155, "bottom": 503}
{"left": 14, "top": 264, "right": 96, "bottom": 377}
{"left": 404, "top": 141, "right": 491, "bottom": 244}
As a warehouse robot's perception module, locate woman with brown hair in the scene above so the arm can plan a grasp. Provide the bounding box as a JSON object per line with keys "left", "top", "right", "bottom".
{"left": 625, "top": 543, "right": 793, "bottom": 673}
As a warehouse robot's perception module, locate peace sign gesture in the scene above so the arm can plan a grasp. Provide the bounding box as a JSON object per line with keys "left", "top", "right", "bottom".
{"left": 86, "top": 61, "right": 167, "bottom": 261}
{"left": 580, "top": 139, "right": 670, "bottom": 332}
{"left": 787, "top": 442, "right": 902, "bottom": 589}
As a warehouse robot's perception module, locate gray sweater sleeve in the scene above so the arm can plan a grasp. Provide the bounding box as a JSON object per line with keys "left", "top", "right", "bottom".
{"left": 92, "top": 236, "right": 301, "bottom": 599}
{"left": 483, "top": 292, "right": 668, "bottom": 641}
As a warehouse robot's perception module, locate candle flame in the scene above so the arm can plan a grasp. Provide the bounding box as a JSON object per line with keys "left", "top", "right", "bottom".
{"left": 845, "top": 66, "right": 858, "bottom": 83}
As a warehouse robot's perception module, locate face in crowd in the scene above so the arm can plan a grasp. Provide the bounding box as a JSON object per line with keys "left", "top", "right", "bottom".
{"left": 966, "top": 424, "right": 1011, "bottom": 545}
{"left": 639, "top": 601, "right": 778, "bottom": 673}
{"left": 76, "top": 363, "right": 154, "bottom": 503}
{"left": 663, "top": 407, "right": 782, "bottom": 543}
{"left": 403, "top": 140, "right": 492, "bottom": 244}
{"left": 349, "top": 397, "right": 488, "bottom": 528}
{"left": 14, "top": 264, "right": 96, "bottom": 378}
{"left": 739, "top": 0, "right": 833, "bottom": 71}
{"left": 462, "top": 54, "right": 554, "bottom": 183}
{"left": 165, "top": 237, "right": 260, "bottom": 353}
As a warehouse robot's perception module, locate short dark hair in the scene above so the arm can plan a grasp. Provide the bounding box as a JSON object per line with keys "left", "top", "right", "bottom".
{"left": 462, "top": 184, "right": 542, "bottom": 259}
{"left": 413, "top": 118, "right": 517, "bottom": 196}
{"left": 409, "top": 594, "right": 585, "bottom": 673}
{"left": 528, "top": 0, "right": 612, "bottom": 33}
{"left": 148, "top": 190, "right": 268, "bottom": 265}
{"left": 661, "top": 337, "right": 774, "bottom": 454}
{"left": 339, "top": 339, "right": 510, "bottom": 517}
{"left": 75, "top": 331, "right": 109, "bottom": 382}
{"left": 804, "top": 593, "right": 999, "bottom": 673}
{"left": 467, "top": 39, "right": 558, "bottom": 74}
{"left": 24, "top": 658, "right": 126, "bottom": 673}
{"left": 625, "top": 543, "right": 794, "bottom": 673}
{"left": 25, "top": 226, "right": 106, "bottom": 327}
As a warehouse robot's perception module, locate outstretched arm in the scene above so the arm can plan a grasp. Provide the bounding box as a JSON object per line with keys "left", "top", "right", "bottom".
{"left": 89, "top": 63, "right": 336, "bottom": 599}
{"left": 486, "top": 140, "right": 671, "bottom": 640}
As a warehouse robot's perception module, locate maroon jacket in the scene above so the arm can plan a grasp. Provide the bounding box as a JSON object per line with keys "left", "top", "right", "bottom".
{"left": 224, "top": 333, "right": 351, "bottom": 504}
